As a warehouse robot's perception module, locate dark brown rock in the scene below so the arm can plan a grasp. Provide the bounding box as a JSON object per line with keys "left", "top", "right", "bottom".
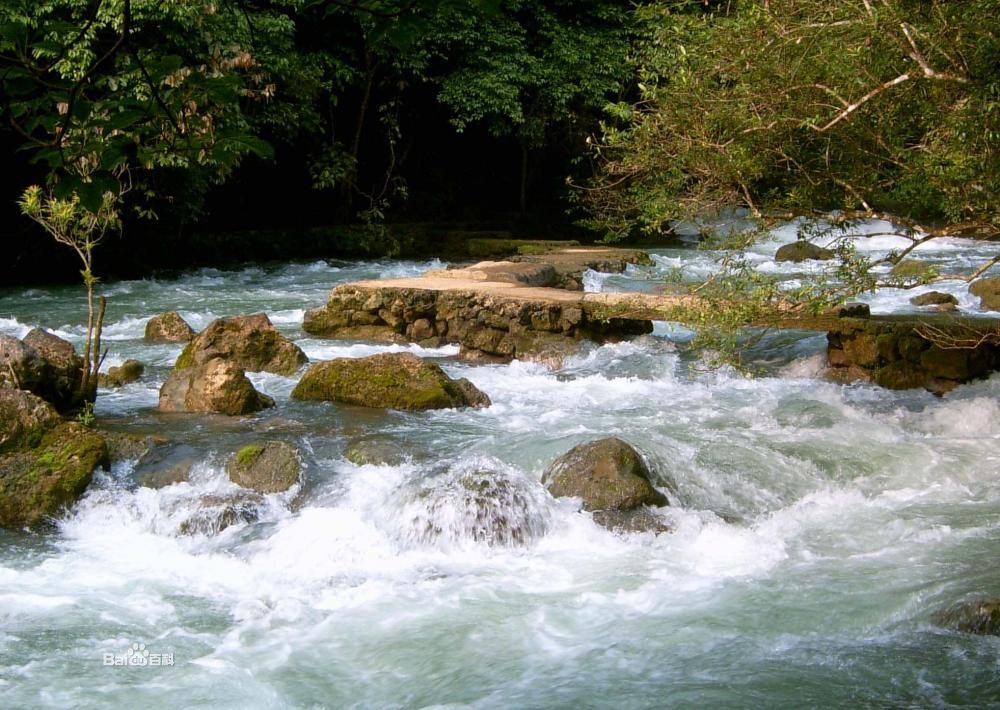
{"left": 542, "top": 437, "right": 668, "bottom": 512}
{"left": 910, "top": 291, "right": 958, "bottom": 307}
{"left": 775, "top": 241, "right": 835, "bottom": 262}
{"left": 0, "top": 334, "right": 48, "bottom": 393}
{"left": 934, "top": 599, "right": 1000, "bottom": 635}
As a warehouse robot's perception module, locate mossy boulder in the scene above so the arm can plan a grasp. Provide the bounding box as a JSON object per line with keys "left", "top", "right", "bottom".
{"left": 292, "top": 352, "right": 491, "bottom": 411}
{"left": 158, "top": 358, "right": 275, "bottom": 416}
{"left": 910, "top": 291, "right": 958, "bottom": 308}
{"left": 144, "top": 311, "right": 195, "bottom": 342}
{"left": 227, "top": 441, "right": 301, "bottom": 494}
{"left": 934, "top": 599, "right": 1000, "bottom": 635}
{"left": 99, "top": 360, "right": 145, "bottom": 388}
{"left": 176, "top": 313, "right": 307, "bottom": 375}
{"left": 0, "top": 422, "right": 109, "bottom": 527}
{"left": 775, "top": 241, "right": 834, "bottom": 263}
{"left": 542, "top": 437, "right": 668, "bottom": 513}
{"left": 0, "top": 388, "right": 61, "bottom": 455}
{"left": 970, "top": 277, "right": 1000, "bottom": 310}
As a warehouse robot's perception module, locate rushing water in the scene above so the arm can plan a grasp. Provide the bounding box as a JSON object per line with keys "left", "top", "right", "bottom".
{"left": 2, "top": 226, "right": 1000, "bottom": 708}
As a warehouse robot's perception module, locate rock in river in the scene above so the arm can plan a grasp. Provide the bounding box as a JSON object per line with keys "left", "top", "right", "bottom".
{"left": 159, "top": 358, "right": 275, "bottom": 416}
{"left": 227, "top": 441, "right": 301, "bottom": 494}
{"left": 175, "top": 313, "right": 307, "bottom": 375}
{"left": 292, "top": 352, "right": 490, "bottom": 411}
{"left": 542, "top": 437, "right": 668, "bottom": 513}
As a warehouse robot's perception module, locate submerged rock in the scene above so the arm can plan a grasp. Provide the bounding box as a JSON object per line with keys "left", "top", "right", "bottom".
{"left": 0, "top": 388, "right": 61, "bottom": 455}
{"left": 591, "top": 507, "right": 671, "bottom": 535}
{"left": 144, "top": 311, "right": 195, "bottom": 342}
{"left": 970, "top": 277, "right": 1000, "bottom": 311}
{"left": 99, "top": 359, "right": 145, "bottom": 388}
{"left": 344, "top": 438, "right": 408, "bottom": 466}
{"left": 227, "top": 441, "right": 301, "bottom": 494}
{"left": 175, "top": 313, "right": 307, "bottom": 375}
{"left": 542, "top": 437, "right": 668, "bottom": 513}
{"left": 910, "top": 291, "right": 958, "bottom": 308}
{"left": 934, "top": 599, "right": 1000, "bottom": 635}
{"left": 0, "top": 422, "right": 109, "bottom": 527}
{"left": 775, "top": 241, "right": 834, "bottom": 263}
{"left": 292, "top": 352, "right": 490, "bottom": 411}
{"left": 140, "top": 461, "right": 193, "bottom": 489}
{"left": 176, "top": 492, "right": 263, "bottom": 536}
{"left": 404, "top": 468, "right": 550, "bottom": 547}
{"left": 158, "top": 358, "right": 275, "bottom": 416}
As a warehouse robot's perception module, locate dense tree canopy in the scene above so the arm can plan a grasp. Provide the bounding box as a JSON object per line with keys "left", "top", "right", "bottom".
{"left": 584, "top": 0, "right": 1000, "bottom": 241}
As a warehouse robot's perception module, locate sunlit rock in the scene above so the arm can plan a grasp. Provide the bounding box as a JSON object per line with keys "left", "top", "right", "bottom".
{"left": 144, "top": 311, "right": 195, "bottom": 343}
{"left": 175, "top": 312, "right": 307, "bottom": 375}
{"left": 158, "top": 358, "right": 275, "bottom": 416}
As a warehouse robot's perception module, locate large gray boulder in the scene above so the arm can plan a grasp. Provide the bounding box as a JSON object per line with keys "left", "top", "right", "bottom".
{"left": 0, "top": 334, "right": 48, "bottom": 393}
{"left": 292, "top": 352, "right": 490, "bottom": 411}
{"left": 175, "top": 313, "right": 307, "bottom": 375}
{"left": 542, "top": 437, "right": 668, "bottom": 512}
{"left": 227, "top": 441, "right": 301, "bottom": 494}
{"left": 144, "top": 311, "right": 195, "bottom": 342}
{"left": 158, "top": 359, "right": 275, "bottom": 416}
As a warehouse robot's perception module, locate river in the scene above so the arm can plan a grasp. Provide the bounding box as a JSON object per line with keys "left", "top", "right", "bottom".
{"left": 2, "top": 222, "right": 999, "bottom": 708}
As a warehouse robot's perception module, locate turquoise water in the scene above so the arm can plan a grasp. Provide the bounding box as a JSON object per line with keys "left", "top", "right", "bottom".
{"left": 2, "top": 229, "right": 1000, "bottom": 708}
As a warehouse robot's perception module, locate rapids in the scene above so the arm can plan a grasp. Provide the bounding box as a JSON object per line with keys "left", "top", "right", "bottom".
{"left": 1, "top": 228, "right": 999, "bottom": 708}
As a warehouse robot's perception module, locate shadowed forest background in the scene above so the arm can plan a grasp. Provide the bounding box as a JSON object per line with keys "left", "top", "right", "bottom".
{"left": 2, "top": 0, "right": 998, "bottom": 283}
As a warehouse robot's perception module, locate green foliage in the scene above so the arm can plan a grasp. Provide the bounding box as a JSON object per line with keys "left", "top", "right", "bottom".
{"left": 585, "top": 0, "right": 1000, "bottom": 239}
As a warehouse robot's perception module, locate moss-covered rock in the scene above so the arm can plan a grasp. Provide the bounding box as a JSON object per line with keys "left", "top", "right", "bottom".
{"left": 176, "top": 313, "right": 307, "bottom": 375}
{"left": 144, "top": 311, "right": 195, "bottom": 342}
{"left": 934, "top": 599, "right": 1000, "bottom": 635}
{"left": 227, "top": 441, "right": 301, "bottom": 494}
{"left": 891, "top": 260, "right": 936, "bottom": 281}
{"left": 542, "top": 437, "right": 668, "bottom": 512}
{"left": 970, "top": 277, "right": 1000, "bottom": 310}
{"left": 158, "top": 358, "right": 275, "bottom": 416}
{"left": 0, "top": 388, "right": 60, "bottom": 455}
{"left": 292, "top": 352, "right": 491, "bottom": 411}
{"left": 99, "top": 359, "right": 145, "bottom": 388}
{"left": 0, "top": 422, "right": 109, "bottom": 527}
{"left": 775, "top": 241, "right": 834, "bottom": 262}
